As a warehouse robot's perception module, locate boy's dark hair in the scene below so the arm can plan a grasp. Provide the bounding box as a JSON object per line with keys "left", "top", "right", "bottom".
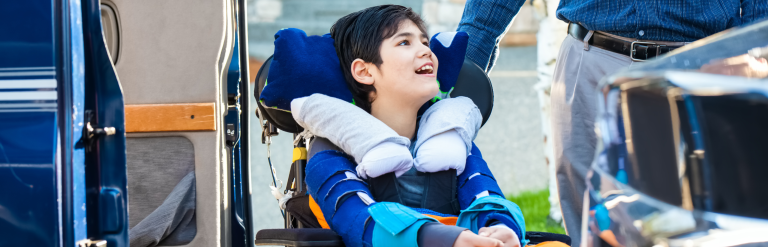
{"left": 330, "top": 5, "right": 428, "bottom": 112}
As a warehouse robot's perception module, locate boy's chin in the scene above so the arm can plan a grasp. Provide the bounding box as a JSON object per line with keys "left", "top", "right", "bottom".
{"left": 418, "top": 90, "right": 441, "bottom": 104}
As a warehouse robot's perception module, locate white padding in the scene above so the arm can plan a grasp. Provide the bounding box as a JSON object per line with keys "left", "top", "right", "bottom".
{"left": 435, "top": 32, "right": 458, "bottom": 48}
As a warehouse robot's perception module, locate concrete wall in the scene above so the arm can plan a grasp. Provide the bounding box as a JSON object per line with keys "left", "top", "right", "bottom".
{"left": 246, "top": 0, "right": 540, "bottom": 60}
{"left": 247, "top": 0, "right": 422, "bottom": 60}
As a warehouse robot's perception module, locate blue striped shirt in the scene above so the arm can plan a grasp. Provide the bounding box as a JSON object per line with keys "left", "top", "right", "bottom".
{"left": 556, "top": 0, "right": 768, "bottom": 42}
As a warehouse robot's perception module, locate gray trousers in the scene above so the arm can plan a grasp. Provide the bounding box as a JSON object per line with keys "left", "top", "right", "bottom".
{"left": 550, "top": 34, "right": 634, "bottom": 245}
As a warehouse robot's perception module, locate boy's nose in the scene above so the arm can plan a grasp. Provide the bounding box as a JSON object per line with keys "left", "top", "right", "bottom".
{"left": 419, "top": 48, "right": 432, "bottom": 58}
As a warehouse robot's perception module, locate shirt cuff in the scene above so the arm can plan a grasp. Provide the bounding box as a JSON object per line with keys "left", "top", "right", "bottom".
{"left": 417, "top": 222, "right": 467, "bottom": 247}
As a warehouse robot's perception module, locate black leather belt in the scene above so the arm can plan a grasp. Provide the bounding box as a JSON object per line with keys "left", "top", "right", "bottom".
{"left": 568, "top": 23, "right": 682, "bottom": 61}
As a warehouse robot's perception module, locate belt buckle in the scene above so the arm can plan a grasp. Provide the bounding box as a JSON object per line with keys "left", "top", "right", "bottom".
{"left": 630, "top": 41, "right": 656, "bottom": 62}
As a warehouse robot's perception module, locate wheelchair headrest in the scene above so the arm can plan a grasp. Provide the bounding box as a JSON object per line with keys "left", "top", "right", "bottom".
{"left": 254, "top": 30, "right": 493, "bottom": 134}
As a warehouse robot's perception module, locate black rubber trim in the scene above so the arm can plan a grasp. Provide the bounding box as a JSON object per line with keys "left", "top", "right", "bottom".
{"left": 254, "top": 239, "right": 344, "bottom": 247}
{"left": 526, "top": 231, "right": 571, "bottom": 246}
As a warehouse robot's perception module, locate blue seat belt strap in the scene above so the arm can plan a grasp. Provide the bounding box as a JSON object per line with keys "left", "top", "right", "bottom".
{"left": 369, "top": 202, "right": 437, "bottom": 247}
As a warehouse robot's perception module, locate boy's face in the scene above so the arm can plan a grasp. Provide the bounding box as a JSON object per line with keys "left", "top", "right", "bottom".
{"left": 368, "top": 20, "right": 439, "bottom": 107}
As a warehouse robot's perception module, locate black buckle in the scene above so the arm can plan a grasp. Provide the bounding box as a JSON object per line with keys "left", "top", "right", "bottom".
{"left": 630, "top": 41, "right": 656, "bottom": 61}
{"left": 656, "top": 44, "right": 667, "bottom": 57}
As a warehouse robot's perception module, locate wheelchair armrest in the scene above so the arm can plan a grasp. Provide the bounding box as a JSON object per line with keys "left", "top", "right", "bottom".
{"left": 255, "top": 228, "right": 345, "bottom": 247}
{"left": 255, "top": 228, "right": 569, "bottom": 247}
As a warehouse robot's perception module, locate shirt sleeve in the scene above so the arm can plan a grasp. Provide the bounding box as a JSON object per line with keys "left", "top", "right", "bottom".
{"left": 457, "top": 0, "right": 528, "bottom": 71}
{"left": 741, "top": 0, "right": 768, "bottom": 25}
{"left": 417, "top": 222, "right": 467, "bottom": 247}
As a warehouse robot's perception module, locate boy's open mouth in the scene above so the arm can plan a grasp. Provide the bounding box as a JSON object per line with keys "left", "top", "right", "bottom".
{"left": 416, "top": 64, "right": 434, "bottom": 75}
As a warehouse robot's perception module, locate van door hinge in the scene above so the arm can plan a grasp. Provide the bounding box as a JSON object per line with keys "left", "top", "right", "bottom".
{"left": 76, "top": 239, "right": 107, "bottom": 247}
{"left": 227, "top": 93, "right": 240, "bottom": 109}
{"left": 79, "top": 110, "right": 116, "bottom": 151}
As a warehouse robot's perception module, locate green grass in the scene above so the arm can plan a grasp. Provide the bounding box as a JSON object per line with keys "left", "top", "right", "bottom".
{"left": 507, "top": 189, "right": 566, "bottom": 234}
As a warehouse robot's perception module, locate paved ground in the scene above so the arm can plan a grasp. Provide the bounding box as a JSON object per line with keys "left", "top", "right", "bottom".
{"left": 248, "top": 46, "right": 548, "bottom": 233}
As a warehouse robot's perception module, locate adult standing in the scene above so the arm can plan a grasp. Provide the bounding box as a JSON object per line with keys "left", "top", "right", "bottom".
{"left": 456, "top": 0, "right": 768, "bottom": 245}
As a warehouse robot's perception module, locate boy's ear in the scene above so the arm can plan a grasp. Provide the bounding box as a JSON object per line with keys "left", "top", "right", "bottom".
{"left": 351, "top": 58, "right": 374, "bottom": 85}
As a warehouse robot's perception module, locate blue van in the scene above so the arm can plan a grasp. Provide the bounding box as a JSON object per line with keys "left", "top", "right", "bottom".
{"left": 0, "top": 0, "right": 254, "bottom": 246}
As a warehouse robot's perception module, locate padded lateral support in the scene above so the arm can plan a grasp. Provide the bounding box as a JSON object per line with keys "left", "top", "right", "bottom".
{"left": 369, "top": 202, "right": 437, "bottom": 247}
{"left": 305, "top": 150, "right": 376, "bottom": 247}
{"left": 457, "top": 196, "right": 528, "bottom": 246}
{"left": 458, "top": 155, "right": 503, "bottom": 208}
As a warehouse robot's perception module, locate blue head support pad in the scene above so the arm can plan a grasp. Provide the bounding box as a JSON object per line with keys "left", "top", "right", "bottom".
{"left": 430, "top": 31, "right": 469, "bottom": 99}
{"left": 260, "top": 28, "right": 354, "bottom": 111}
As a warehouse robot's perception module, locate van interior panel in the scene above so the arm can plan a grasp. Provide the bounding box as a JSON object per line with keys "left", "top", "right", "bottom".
{"left": 110, "top": 0, "right": 234, "bottom": 246}
{"left": 125, "top": 103, "right": 216, "bottom": 133}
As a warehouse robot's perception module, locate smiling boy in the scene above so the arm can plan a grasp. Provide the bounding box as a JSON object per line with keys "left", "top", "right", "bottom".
{"left": 289, "top": 5, "right": 530, "bottom": 247}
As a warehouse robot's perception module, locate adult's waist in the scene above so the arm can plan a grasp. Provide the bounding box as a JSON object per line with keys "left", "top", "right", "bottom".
{"left": 568, "top": 23, "right": 689, "bottom": 61}
{"left": 555, "top": 0, "right": 741, "bottom": 42}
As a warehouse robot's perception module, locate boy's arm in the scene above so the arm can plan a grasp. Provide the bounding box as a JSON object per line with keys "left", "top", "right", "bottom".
{"left": 292, "top": 93, "right": 412, "bottom": 178}
{"left": 457, "top": 143, "right": 528, "bottom": 246}
{"left": 308, "top": 150, "right": 455, "bottom": 247}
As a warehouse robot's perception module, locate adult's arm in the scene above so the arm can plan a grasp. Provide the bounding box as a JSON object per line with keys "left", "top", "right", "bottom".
{"left": 457, "top": 0, "right": 528, "bottom": 72}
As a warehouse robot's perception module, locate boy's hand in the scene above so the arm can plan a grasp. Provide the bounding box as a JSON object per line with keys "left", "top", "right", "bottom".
{"left": 478, "top": 227, "right": 521, "bottom": 247}
{"left": 453, "top": 231, "right": 504, "bottom": 247}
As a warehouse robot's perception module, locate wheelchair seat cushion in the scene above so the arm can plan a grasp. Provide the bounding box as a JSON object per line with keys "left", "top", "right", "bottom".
{"left": 260, "top": 28, "right": 354, "bottom": 111}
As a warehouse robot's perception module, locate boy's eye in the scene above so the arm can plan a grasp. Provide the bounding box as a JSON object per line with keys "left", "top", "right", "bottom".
{"left": 398, "top": 40, "right": 409, "bottom": 46}
{"left": 423, "top": 41, "right": 429, "bottom": 46}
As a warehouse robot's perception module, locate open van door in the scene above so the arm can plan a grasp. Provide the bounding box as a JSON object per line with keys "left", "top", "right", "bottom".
{"left": 80, "top": 0, "right": 130, "bottom": 245}
{"left": 226, "top": 0, "right": 255, "bottom": 246}
{"left": 1, "top": 0, "right": 252, "bottom": 246}
{"left": 0, "top": 0, "right": 129, "bottom": 246}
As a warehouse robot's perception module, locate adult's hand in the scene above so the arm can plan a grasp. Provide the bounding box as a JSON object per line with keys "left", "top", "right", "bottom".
{"left": 453, "top": 231, "right": 504, "bottom": 247}
{"left": 700, "top": 54, "right": 768, "bottom": 78}
{"left": 479, "top": 227, "right": 521, "bottom": 247}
